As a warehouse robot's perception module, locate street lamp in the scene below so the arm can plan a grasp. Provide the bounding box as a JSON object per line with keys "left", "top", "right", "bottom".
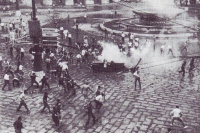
{"left": 28, "top": 0, "right": 44, "bottom": 83}
{"left": 15, "top": 0, "right": 21, "bottom": 16}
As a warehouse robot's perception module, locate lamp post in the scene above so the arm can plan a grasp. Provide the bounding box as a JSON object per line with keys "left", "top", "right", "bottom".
{"left": 28, "top": 0, "right": 44, "bottom": 83}
{"left": 15, "top": 0, "right": 21, "bottom": 16}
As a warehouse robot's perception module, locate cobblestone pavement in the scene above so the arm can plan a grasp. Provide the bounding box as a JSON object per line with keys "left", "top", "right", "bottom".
{"left": 1, "top": 2, "right": 200, "bottom": 133}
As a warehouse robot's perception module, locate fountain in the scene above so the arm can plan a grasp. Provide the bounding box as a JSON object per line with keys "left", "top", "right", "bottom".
{"left": 101, "top": 0, "right": 196, "bottom": 38}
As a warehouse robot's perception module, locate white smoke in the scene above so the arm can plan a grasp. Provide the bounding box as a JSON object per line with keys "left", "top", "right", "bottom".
{"left": 141, "top": 0, "right": 184, "bottom": 18}
{"left": 97, "top": 39, "right": 182, "bottom": 69}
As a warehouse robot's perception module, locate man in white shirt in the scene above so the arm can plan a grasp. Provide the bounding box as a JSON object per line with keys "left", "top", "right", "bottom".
{"left": 20, "top": 47, "right": 25, "bottom": 60}
{"left": 160, "top": 44, "right": 165, "bottom": 55}
{"left": 2, "top": 72, "right": 10, "bottom": 90}
{"left": 16, "top": 91, "right": 29, "bottom": 112}
{"left": 94, "top": 94, "right": 103, "bottom": 109}
{"left": 170, "top": 106, "right": 187, "bottom": 128}
{"left": 68, "top": 33, "right": 72, "bottom": 45}
{"left": 76, "top": 53, "right": 81, "bottom": 67}
{"left": 0, "top": 22, "right": 4, "bottom": 31}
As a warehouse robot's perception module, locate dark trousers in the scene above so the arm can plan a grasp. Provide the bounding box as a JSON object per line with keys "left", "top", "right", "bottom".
{"left": 46, "top": 63, "right": 50, "bottom": 72}
{"left": 0, "top": 61, "right": 2, "bottom": 70}
{"left": 13, "top": 79, "right": 20, "bottom": 87}
{"left": 2, "top": 80, "right": 10, "bottom": 90}
{"left": 6, "top": 70, "right": 14, "bottom": 77}
{"left": 15, "top": 129, "right": 22, "bottom": 133}
{"left": 42, "top": 100, "right": 51, "bottom": 112}
{"left": 179, "top": 68, "right": 185, "bottom": 76}
{"left": 160, "top": 49, "right": 164, "bottom": 55}
{"left": 135, "top": 77, "right": 141, "bottom": 90}
{"left": 20, "top": 52, "right": 24, "bottom": 60}
{"left": 85, "top": 113, "right": 95, "bottom": 126}
{"left": 172, "top": 117, "right": 185, "bottom": 127}
{"left": 52, "top": 116, "right": 59, "bottom": 126}
{"left": 17, "top": 100, "right": 29, "bottom": 111}
{"left": 189, "top": 65, "right": 194, "bottom": 73}
{"left": 41, "top": 82, "right": 50, "bottom": 90}
{"left": 168, "top": 49, "right": 173, "bottom": 56}
{"left": 94, "top": 100, "right": 102, "bottom": 109}
{"left": 26, "top": 80, "right": 39, "bottom": 91}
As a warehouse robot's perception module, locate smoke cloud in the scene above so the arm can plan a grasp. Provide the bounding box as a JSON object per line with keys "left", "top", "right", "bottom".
{"left": 97, "top": 39, "right": 183, "bottom": 69}
{"left": 141, "top": 0, "right": 184, "bottom": 18}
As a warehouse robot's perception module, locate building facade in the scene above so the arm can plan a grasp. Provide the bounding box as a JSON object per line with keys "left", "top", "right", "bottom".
{"left": 43, "top": 0, "right": 120, "bottom": 6}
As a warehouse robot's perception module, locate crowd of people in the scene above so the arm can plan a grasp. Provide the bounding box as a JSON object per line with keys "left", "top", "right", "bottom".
{"left": 1, "top": 8, "right": 197, "bottom": 132}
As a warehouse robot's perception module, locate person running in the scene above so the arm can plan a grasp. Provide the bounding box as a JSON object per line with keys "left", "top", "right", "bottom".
{"left": 179, "top": 60, "right": 186, "bottom": 77}
{"left": 25, "top": 73, "right": 39, "bottom": 93}
{"left": 16, "top": 91, "right": 29, "bottom": 112}
{"left": 52, "top": 107, "right": 59, "bottom": 127}
{"left": 2, "top": 72, "right": 11, "bottom": 90}
{"left": 13, "top": 116, "right": 24, "bottom": 133}
{"left": 85, "top": 102, "right": 95, "bottom": 128}
{"left": 41, "top": 92, "right": 51, "bottom": 113}
{"left": 40, "top": 76, "right": 50, "bottom": 92}
{"left": 189, "top": 58, "right": 195, "bottom": 73}
{"left": 168, "top": 44, "right": 173, "bottom": 56}
{"left": 170, "top": 106, "right": 188, "bottom": 128}
{"left": 82, "top": 82, "right": 93, "bottom": 99}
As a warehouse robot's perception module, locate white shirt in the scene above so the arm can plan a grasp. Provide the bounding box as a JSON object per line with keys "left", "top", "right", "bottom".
{"left": 121, "top": 33, "right": 125, "bottom": 37}
{"left": 0, "top": 23, "right": 4, "bottom": 26}
{"left": 95, "top": 95, "right": 103, "bottom": 102}
{"left": 20, "top": 48, "right": 24, "bottom": 52}
{"left": 0, "top": 56, "right": 2, "bottom": 61}
{"left": 60, "top": 27, "right": 64, "bottom": 31}
{"left": 161, "top": 45, "right": 165, "bottom": 50}
{"left": 76, "top": 54, "right": 81, "bottom": 59}
{"left": 50, "top": 53, "right": 54, "bottom": 57}
{"left": 63, "top": 30, "right": 68, "bottom": 34}
{"left": 135, "top": 41, "right": 139, "bottom": 47}
{"left": 4, "top": 74, "right": 9, "bottom": 80}
{"left": 171, "top": 108, "right": 181, "bottom": 117}
{"left": 22, "top": 22, "right": 26, "bottom": 26}
{"left": 62, "top": 62, "right": 68, "bottom": 70}
{"left": 128, "top": 42, "right": 132, "bottom": 47}
{"left": 19, "top": 92, "right": 25, "bottom": 101}
{"left": 19, "top": 65, "right": 23, "bottom": 70}
{"left": 68, "top": 34, "right": 72, "bottom": 38}
{"left": 58, "top": 62, "right": 63, "bottom": 67}
{"left": 81, "top": 49, "right": 86, "bottom": 56}
{"left": 130, "top": 34, "right": 134, "bottom": 40}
